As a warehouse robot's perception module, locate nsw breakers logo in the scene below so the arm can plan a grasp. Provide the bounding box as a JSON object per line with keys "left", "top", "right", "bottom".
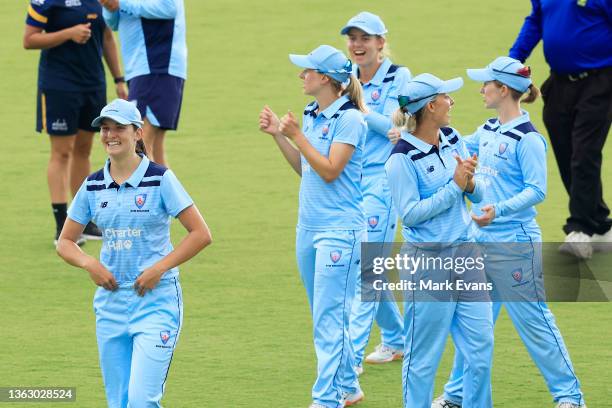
{"left": 156, "top": 330, "right": 172, "bottom": 349}
{"left": 495, "top": 142, "right": 509, "bottom": 160}
{"left": 327, "top": 249, "right": 345, "bottom": 267}
{"left": 105, "top": 227, "right": 142, "bottom": 251}
{"left": 131, "top": 194, "right": 149, "bottom": 213}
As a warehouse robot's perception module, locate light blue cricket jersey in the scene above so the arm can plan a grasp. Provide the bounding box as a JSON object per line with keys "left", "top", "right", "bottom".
{"left": 356, "top": 58, "right": 411, "bottom": 176}
{"left": 298, "top": 95, "right": 367, "bottom": 231}
{"left": 463, "top": 111, "right": 547, "bottom": 225}
{"left": 68, "top": 155, "right": 193, "bottom": 282}
{"left": 385, "top": 128, "right": 485, "bottom": 243}
{"left": 103, "top": 0, "right": 187, "bottom": 81}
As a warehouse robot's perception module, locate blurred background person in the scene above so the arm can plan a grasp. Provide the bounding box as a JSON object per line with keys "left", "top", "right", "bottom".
{"left": 508, "top": 0, "right": 612, "bottom": 257}
{"left": 24, "top": 0, "right": 127, "bottom": 246}
{"left": 100, "top": 0, "right": 187, "bottom": 167}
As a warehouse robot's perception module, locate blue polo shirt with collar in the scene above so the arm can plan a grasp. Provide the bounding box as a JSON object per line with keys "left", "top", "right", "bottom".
{"left": 298, "top": 95, "right": 367, "bottom": 231}
{"left": 356, "top": 58, "right": 412, "bottom": 176}
{"left": 463, "top": 111, "right": 547, "bottom": 225}
{"left": 68, "top": 155, "right": 193, "bottom": 282}
{"left": 385, "top": 127, "right": 484, "bottom": 243}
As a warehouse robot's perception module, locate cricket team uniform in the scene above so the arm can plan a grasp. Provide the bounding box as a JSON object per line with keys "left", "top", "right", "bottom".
{"left": 295, "top": 95, "right": 367, "bottom": 407}
{"left": 68, "top": 155, "right": 193, "bottom": 407}
{"left": 26, "top": 0, "right": 107, "bottom": 135}
{"left": 349, "top": 58, "right": 410, "bottom": 367}
{"left": 386, "top": 128, "right": 494, "bottom": 408}
{"left": 103, "top": 0, "right": 186, "bottom": 130}
{"left": 441, "top": 112, "right": 586, "bottom": 406}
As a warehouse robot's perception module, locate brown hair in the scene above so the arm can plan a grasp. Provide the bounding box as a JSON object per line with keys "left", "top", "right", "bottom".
{"left": 494, "top": 81, "right": 540, "bottom": 104}
{"left": 331, "top": 75, "right": 368, "bottom": 113}
{"left": 132, "top": 125, "right": 147, "bottom": 156}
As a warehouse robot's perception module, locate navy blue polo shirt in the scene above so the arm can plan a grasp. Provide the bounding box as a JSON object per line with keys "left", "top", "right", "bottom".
{"left": 26, "top": 0, "right": 106, "bottom": 91}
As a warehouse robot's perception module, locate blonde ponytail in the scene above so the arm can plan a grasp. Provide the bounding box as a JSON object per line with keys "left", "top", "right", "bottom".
{"left": 331, "top": 75, "right": 367, "bottom": 113}
{"left": 393, "top": 107, "right": 421, "bottom": 132}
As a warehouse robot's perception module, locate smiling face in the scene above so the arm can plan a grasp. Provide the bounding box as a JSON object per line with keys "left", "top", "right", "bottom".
{"left": 299, "top": 68, "right": 328, "bottom": 96}
{"left": 100, "top": 119, "right": 142, "bottom": 159}
{"left": 427, "top": 94, "right": 454, "bottom": 127}
{"left": 346, "top": 28, "right": 385, "bottom": 68}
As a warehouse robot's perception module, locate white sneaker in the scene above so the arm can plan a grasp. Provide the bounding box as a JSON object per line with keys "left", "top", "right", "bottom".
{"left": 559, "top": 231, "right": 593, "bottom": 259}
{"left": 354, "top": 365, "right": 363, "bottom": 376}
{"left": 364, "top": 344, "right": 403, "bottom": 364}
{"left": 431, "top": 395, "right": 461, "bottom": 408}
{"left": 343, "top": 389, "right": 364, "bottom": 407}
{"left": 556, "top": 402, "right": 587, "bottom": 408}
{"left": 591, "top": 228, "right": 612, "bottom": 252}
{"left": 308, "top": 404, "right": 327, "bottom": 408}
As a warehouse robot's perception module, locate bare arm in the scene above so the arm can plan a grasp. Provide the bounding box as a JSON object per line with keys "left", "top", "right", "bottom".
{"left": 259, "top": 106, "right": 302, "bottom": 175}
{"left": 134, "top": 205, "right": 212, "bottom": 295}
{"left": 280, "top": 111, "right": 354, "bottom": 183}
{"left": 56, "top": 218, "right": 118, "bottom": 291}
{"left": 23, "top": 23, "right": 91, "bottom": 50}
{"left": 102, "top": 26, "right": 127, "bottom": 99}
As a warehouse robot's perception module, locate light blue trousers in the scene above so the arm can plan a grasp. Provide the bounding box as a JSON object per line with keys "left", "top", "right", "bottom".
{"left": 443, "top": 224, "right": 585, "bottom": 406}
{"left": 296, "top": 227, "right": 365, "bottom": 408}
{"left": 94, "top": 278, "right": 183, "bottom": 408}
{"left": 350, "top": 175, "right": 404, "bottom": 367}
{"left": 402, "top": 243, "right": 494, "bottom": 408}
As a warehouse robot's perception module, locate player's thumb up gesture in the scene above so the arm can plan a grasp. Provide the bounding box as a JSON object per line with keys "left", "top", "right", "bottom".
{"left": 279, "top": 111, "right": 301, "bottom": 140}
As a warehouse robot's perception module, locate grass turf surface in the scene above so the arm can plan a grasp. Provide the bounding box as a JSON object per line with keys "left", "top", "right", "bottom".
{"left": 1, "top": 0, "right": 611, "bottom": 406}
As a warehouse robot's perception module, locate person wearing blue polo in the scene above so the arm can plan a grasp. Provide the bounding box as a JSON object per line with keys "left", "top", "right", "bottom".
{"left": 259, "top": 45, "right": 367, "bottom": 408}
{"left": 56, "top": 99, "right": 212, "bottom": 408}
{"left": 433, "top": 57, "right": 586, "bottom": 408}
{"left": 386, "top": 73, "right": 494, "bottom": 408}
{"left": 339, "top": 11, "right": 409, "bottom": 372}
{"left": 24, "top": 0, "right": 127, "bottom": 245}
{"left": 509, "top": 0, "right": 612, "bottom": 256}
{"left": 100, "top": 0, "right": 187, "bottom": 167}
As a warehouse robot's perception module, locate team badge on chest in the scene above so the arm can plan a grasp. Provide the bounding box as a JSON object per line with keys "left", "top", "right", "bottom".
{"left": 135, "top": 194, "right": 147, "bottom": 209}
{"left": 371, "top": 89, "right": 380, "bottom": 101}
{"left": 499, "top": 143, "right": 508, "bottom": 155}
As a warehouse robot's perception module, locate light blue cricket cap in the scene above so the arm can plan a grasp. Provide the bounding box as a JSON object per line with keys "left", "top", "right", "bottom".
{"left": 91, "top": 99, "right": 144, "bottom": 128}
{"left": 467, "top": 56, "right": 532, "bottom": 93}
{"left": 289, "top": 45, "right": 353, "bottom": 84}
{"left": 340, "top": 11, "right": 388, "bottom": 36}
{"left": 398, "top": 73, "right": 464, "bottom": 114}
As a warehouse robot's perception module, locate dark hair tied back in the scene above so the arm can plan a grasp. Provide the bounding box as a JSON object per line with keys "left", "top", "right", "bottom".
{"left": 135, "top": 139, "right": 147, "bottom": 156}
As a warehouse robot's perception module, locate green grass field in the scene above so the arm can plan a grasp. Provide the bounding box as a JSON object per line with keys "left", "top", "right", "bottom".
{"left": 1, "top": 1, "right": 611, "bottom": 406}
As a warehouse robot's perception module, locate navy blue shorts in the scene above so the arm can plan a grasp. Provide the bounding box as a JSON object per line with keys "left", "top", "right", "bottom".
{"left": 36, "top": 88, "right": 106, "bottom": 136}
{"left": 128, "top": 74, "right": 185, "bottom": 131}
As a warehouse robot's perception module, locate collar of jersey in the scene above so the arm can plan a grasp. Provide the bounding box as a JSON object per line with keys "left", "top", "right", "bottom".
{"left": 497, "top": 110, "right": 530, "bottom": 133}
{"left": 316, "top": 94, "right": 351, "bottom": 119}
{"left": 400, "top": 129, "right": 452, "bottom": 153}
{"left": 356, "top": 58, "right": 392, "bottom": 86}
{"left": 103, "top": 154, "right": 150, "bottom": 188}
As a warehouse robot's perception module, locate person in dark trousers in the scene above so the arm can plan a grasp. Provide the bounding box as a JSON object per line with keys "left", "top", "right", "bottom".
{"left": 509, "top": 0, "right": 612, "bottom": 259}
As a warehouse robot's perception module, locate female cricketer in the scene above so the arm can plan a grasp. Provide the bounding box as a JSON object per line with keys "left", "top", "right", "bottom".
{"left": 340, "top": 11, "right": 409, "bottom": 373}
{"left": 24, "top": 0, "right": 127, "bottom": 245}
{"left": 259, "top": 45, "right": 367, "bottom": 408}
{"left": 433, "top": 57, "right": 586, "bottom": 408}
{"left": 386, "top": 73, "right": 494, "bottom": 408}
{"left": 56, "top": 99, "right": 212, "bottom": 408}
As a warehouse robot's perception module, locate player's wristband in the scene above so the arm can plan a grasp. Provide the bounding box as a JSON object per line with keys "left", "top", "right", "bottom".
{"left": 114, "top": 76, "right": 125, "bottom": 84}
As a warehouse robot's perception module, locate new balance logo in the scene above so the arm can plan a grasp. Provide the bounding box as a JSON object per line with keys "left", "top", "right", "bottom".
{"left": 100, "top": 202, "right": 108, "bottom": 208}
{"left": 427, "top": 165, "right": 435, "bottom": 173}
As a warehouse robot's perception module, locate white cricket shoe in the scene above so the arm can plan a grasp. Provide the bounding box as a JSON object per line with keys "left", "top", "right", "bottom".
{"left": 343, "top": 389, "right": 364, "bottom": 407}
{"left": 431, "top": 395, "right": 461, "bottom": 408}
{"left": 556, "top": 402, "right": 587, "bottom": 408}
{"left": 559, "top": 231, "right": 593, "bottom": 259}
{"left": 364, "top": 344, "right": 403, "bottom": 364}
{"left": 354, "top": 365, "right": 363, "bottom": 376}
{"left": 591, "top": 228, "right": 612, "bottom": 252}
